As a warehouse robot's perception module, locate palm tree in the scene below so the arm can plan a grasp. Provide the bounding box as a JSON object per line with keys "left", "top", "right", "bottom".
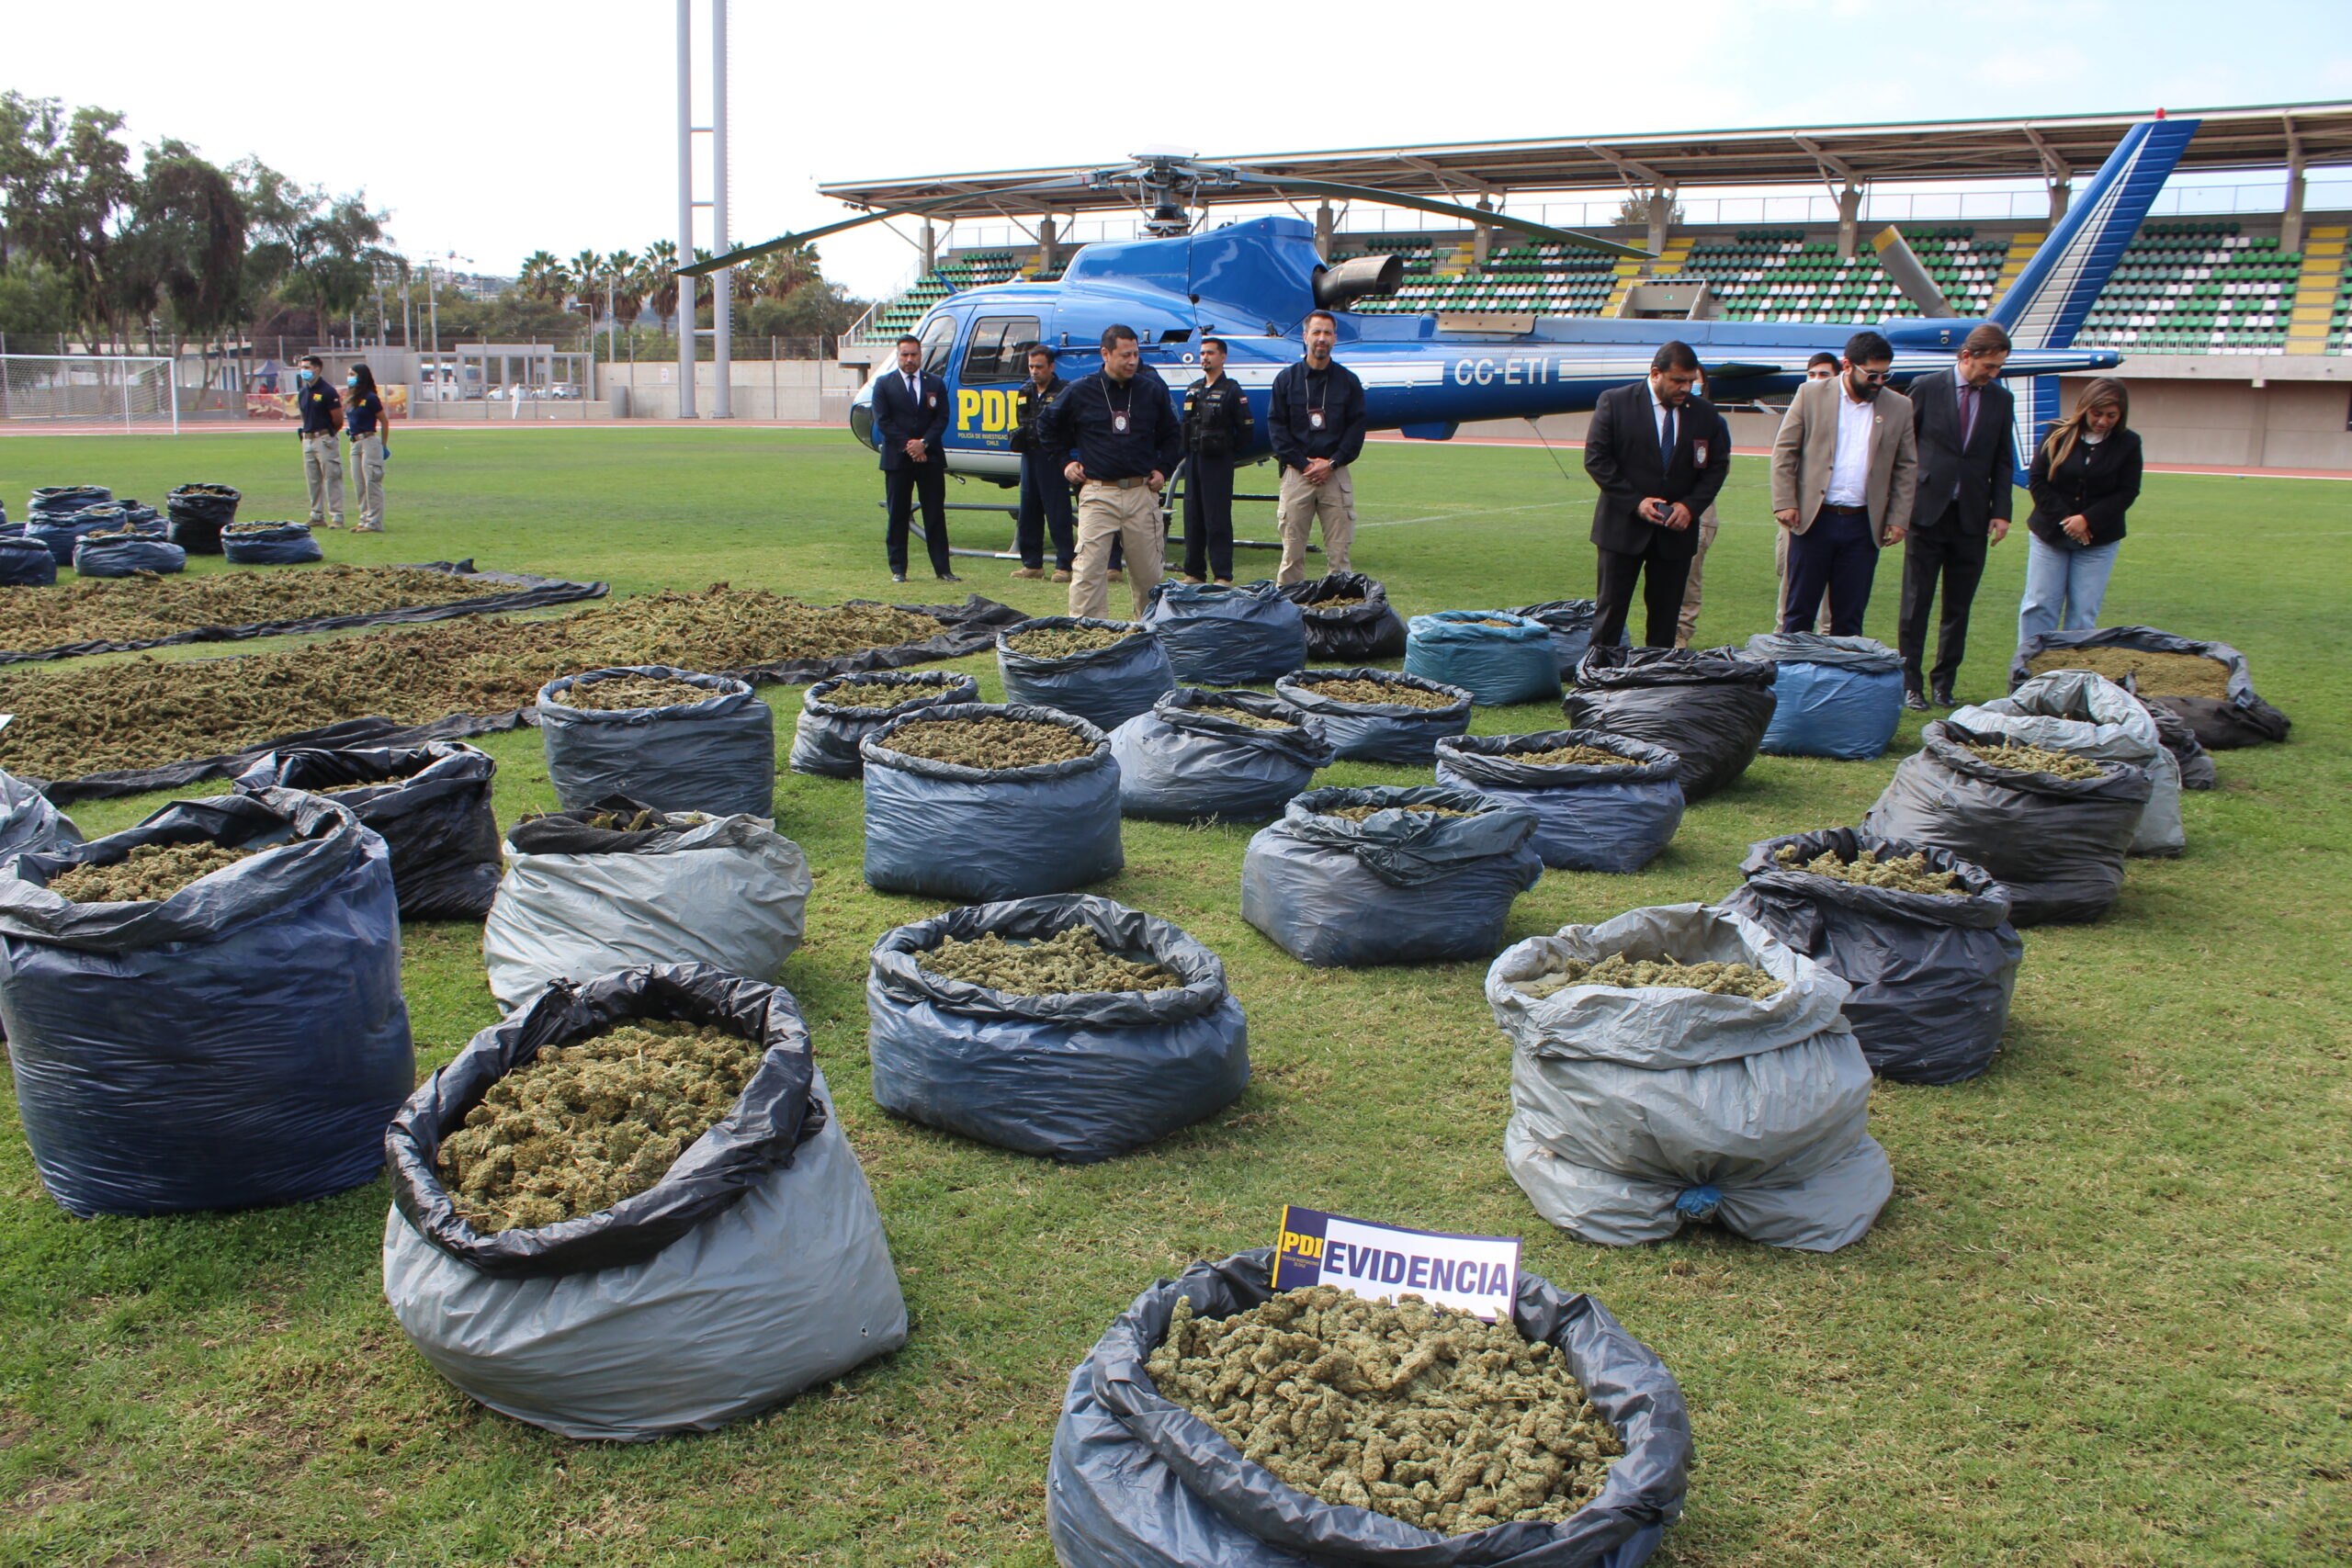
{"left": 516, "top": 250, "right": 562, "bottom": 300}
{"left": 600, "top": 249, "right": 640, "bottom": 326}
{"left": 642, "top": 239, "right": 680, "bottom": 325}
{"left": 566, "top": 250, "right": 603, "bottom": 310}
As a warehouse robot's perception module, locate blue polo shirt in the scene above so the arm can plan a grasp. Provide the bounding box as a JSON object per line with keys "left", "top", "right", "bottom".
{"left": 346, "top": 389, "right": 383, "bottom": 437}
{"left": 297, "top": 377, "right": 342, "bottom": 434}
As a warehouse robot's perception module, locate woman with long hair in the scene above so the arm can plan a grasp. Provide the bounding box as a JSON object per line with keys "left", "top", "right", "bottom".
{"left": 345, "top": 362, "right": 390, "bottom": 533}
{"left": 2018, "top": 377, "right": 2139, "bottom": 644}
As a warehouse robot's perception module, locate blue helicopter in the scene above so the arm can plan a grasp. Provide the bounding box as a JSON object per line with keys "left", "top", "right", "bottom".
{"left": 685, "top": 116, "right": 2196, "bottom": 501}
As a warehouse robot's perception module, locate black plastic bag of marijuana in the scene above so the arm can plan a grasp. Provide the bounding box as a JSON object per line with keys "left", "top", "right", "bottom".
{"left": 1241, "top": 785, "right": 1542, "bottom": 968}
{"left": 868, "top": 894, "right": 1250, "bottom": 1163}
{"left": 786, "top": 669, "right": 979, "bottom": 780}
{"left": 0, "top": 787, "right": 413, "bottom": 1217}
{"left": 1508, "top": 598, "right": 1626, "bottom": 679}
{"left": 1562, "top": 646, "right": 1778, "bottom": 804}
{"left": 1719, "top": 829, "right": 2023, "bottom": 1085}
{"left": 164, "top": 482, "right": 241, "bottom": 554}
{"left": 1144, "top": 580, "right": 1309, "bottom": 687}
{"left": 72, "top": 532, "right": 187, "bottom": 578}
{"left": 382, "top": 963, "right": 907, "bottom": 1440}
{"left": 482, "top": 796, "right": 810, "bottom": 1012}
{"left": 0, "top": 534, "right": 58, "bottom": 586}
{"left": 537, "top": 665, "right": 776, "bottom": 819}
{"left": 1492, "top": 903, "right": 1890, "bottom": 1251}
{"left": 235, "top": 741, "right": 503, "bottom": 920}
{"left": 1861, "top": 717, "right": 2152, "bottom": 926}
{"left": 1109, "top": 689, "right": 1333, "bottom": 823}
{"left": 1955, "top": 669, "right": 2181, "bottom": 857}
{"left": 996, "top": 615, "right": 1177, "bottom": 733}
{"left": 1433, "top": 730, "right": 1684, "bottom": 874}
{"left": 2009, "top": 624, "right": 2288, "bottom": 750}
{"left": 1275, "top": 571, "right": 1408, "bottom": 661}
{"left": 220, "top": 520, "right": 325, "bottom": 565}
{"left": 861, "top": 703, "right": 1123, "bottom": 904}
{"left": 1046, "top": 1247, "right": 1691, "bottom": 1568}
{"left": 1271, "top": 668, "right": 1474, "bottom": 763}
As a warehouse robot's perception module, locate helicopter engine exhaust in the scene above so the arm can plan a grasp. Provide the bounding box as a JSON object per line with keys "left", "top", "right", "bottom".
{"left": 1312, "top": 253, "right": 1406, "bottom": 310}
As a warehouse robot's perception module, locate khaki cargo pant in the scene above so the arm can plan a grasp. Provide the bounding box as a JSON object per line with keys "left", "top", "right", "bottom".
{"left": 1774, "top": 524, "right": 1834, "bottom": 633}
{"left": 349, "top": 433, "right": 386, "bottom": 530}
{"left": 1675, "top": 507, "right": 1720, "bottom": 649}
{"left": 301, "top": 433, "right": 344, "bottom": 525}
{"left": 1275, "top": 464, "right": 1354, "bottom": 585}
{"left": 1069, "top": 480, "right": 1163, "bottom": 621}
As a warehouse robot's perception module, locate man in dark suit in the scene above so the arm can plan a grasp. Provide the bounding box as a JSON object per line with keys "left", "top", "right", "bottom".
{"left": 1582, "top": 341, "right": 1733, "bottom": 649}
{"left": 1899, "top": 322, "right": 2015, "bottom": 706}
{"left": 871, "top": 333, "right": 956, "bottom": 582}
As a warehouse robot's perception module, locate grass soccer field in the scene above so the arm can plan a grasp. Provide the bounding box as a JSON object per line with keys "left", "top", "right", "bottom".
{"left": 0, "top": 427, "right": 2345, "bottom": 1567}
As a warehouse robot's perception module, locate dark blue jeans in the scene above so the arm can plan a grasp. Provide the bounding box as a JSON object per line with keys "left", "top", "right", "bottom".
{"left": 1783, "top": 507, "right": 1881, "bottom": 637}
{"left": 1015, "top": 453, "right": 1076, "bottom": 570}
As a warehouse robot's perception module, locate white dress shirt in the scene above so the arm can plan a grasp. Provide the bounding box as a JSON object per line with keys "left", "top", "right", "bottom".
{"left": 1826, "top": 387, "right": 1875, "bottom": 507}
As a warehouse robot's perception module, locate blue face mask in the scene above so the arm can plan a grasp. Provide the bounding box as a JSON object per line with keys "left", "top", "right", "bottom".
{"left": 297, "top": 367, "right": 313, "bottom": 382}
{"left": 345, "top": 376, "right": 357, "bottom": 389}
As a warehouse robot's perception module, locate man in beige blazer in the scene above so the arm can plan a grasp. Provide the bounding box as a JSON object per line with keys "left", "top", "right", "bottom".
{"left": 1770, "top": 330, "right": 1917, "bottom": 636}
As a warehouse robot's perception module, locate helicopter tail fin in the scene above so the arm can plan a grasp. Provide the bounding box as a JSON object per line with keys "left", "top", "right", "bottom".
{"left": 1990, "top": 116, "right": 2199, "bottom": 351}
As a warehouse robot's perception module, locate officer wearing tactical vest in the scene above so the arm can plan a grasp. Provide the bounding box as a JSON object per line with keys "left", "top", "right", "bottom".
{"left": 1008, "top": 344, "right": 1076, "bottom": 581}
{"left": 1179, "top": 337, "right": 1252, "bottom": 584}
{"left": 1269, "top": 310, "right": 1366, "bottom": 585}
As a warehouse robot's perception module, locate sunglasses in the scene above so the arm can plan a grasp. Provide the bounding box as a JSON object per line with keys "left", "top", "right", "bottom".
{"left": 1852, "top": 367, "right": 1894, "bottom": 384}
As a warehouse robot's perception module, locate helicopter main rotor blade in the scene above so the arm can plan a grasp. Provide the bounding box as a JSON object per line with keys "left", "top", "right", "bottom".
{"left": 1219, "top": 170, "right": 1653, "bottom": 259}
{"left": 677, "top": 172, "right": 1106, "bottom": 277}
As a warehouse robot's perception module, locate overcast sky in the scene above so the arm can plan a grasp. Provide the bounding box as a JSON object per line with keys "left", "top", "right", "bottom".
{"left": 10, "top": 0, "right": 2350, "bottom": 299}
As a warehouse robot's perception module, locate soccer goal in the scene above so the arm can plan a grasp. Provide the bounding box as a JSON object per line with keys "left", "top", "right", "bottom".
{"left": 0, "top": 355, "right": 179, "bottom": 434}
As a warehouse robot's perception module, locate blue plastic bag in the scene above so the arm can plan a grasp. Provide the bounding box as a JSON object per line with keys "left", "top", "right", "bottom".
{"left": 28, "top": 510, "right": 133, "bottom": 565}
{"left": 0, "top": 535, "right": 58, "bottom": 586}
{"left": 1406, "top": 610, "right": 1562, "bottom": 705}
{"left": 1142, "top": 580, "right": 1308, "bottom": 685}
{"left": 1047, "top": 1248, "right": 1691, "bottom": 1568}
{"left": 862, "top": 703, "right": 1124, "bottom": 902}
{"left": 1109, "top": 689, "right": 1332, "bottom": 822}
{"left": 998, "top": 616, "right": 1177, "bottom": 732}
{"left": 0, "top": 788, "right": 413, "bottom": 1217}
{"left": 788, "top": 670, "right": 979, "bottom": 780}
{"left": 1744, "top": 634, "right": 1904, "bottom": 760}
{"left": 1272, "top": 668, "right": 1473, "bottom": 763}
{"left": 73, "top": 534, "right": 188, "bottom": 578}
{"left": 538, "top": 666, "right": 776, "bottom": 819}
{"left": 1434, "top": 729, "right": 1685, "bottom": 874}
{"left": 1240, "top": 785, "right": 1542, "bottom": 967}
{"left": 867, "top": 895, "right": 1250, "bottom": 1163}
{"left": 222, "top": 521, "right": 325, "bottom": 564}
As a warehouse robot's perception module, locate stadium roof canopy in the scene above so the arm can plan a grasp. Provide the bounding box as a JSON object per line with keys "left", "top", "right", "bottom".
{"left": 817, "top": 101, "right": 2352, "bottom": 219}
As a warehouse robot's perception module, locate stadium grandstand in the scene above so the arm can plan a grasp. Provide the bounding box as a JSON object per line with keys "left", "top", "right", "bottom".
{"left": 832, "top": 103, "right": 2352, "bottom": 468}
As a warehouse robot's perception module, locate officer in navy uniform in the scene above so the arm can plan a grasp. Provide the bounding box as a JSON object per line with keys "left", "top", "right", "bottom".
{"left": 294, "top": 354, "right": 344, "bottom": 528}
{"left": 1008, "top": 344, "right": 1075, "bottom": 581}
{"left": 1179, "top": 336, "right": 1252, "bottom": 583}
{"left": 871, "top": 333, "right": 957, "bottom": 581}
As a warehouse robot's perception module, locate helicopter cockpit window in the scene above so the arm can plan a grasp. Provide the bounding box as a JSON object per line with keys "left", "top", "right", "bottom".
{"left": 916, "top": 313, "right": 958, "bottom": 377}
{"left": 961, "top": 316, "right": 1042, "bottom": 384}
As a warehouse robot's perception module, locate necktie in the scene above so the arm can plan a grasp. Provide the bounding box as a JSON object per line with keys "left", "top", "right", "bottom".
{"left": 1959, "top": 383, "right": 1976, "bottom": 447}
{"left": 1660, "top": 403, "right": 1677, "bottom": 458}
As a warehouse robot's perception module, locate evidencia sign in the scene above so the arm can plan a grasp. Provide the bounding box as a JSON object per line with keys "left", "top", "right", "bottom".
{"left": 1273, "top": 1204, "right": 1521, "bottom": 1323}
